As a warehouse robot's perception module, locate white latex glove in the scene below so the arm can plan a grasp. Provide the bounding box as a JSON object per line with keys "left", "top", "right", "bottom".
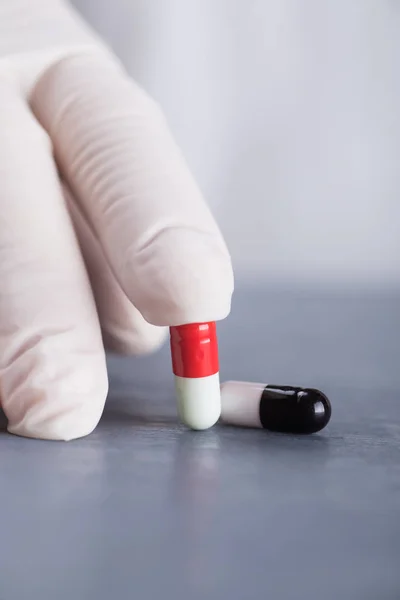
{"left": 0, "top": 0, "right": 234, "bottom": 441}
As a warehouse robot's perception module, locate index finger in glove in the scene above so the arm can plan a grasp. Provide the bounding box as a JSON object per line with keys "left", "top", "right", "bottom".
{"left": 30, "top": 52, "right": 234, "bottom": 327}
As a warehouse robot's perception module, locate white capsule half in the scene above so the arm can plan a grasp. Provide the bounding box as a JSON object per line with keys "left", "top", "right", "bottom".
{"left": 174, "top": 372, "right": 221, "bottom": 430}
{"left": 220, "top": 380, "right": 264, "bottom": 428}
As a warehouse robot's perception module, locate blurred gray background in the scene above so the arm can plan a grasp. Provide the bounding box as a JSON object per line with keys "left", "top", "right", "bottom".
{"left": 71, "top": 0, "right": 400, "bottom": 289}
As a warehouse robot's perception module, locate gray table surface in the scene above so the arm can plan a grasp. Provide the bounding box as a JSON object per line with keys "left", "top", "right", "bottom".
{"left": 1, "top": 284, "right": 399, "bottom": 600}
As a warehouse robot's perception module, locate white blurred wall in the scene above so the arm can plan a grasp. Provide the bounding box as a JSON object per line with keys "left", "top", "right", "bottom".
{"left": 72, "top": 0, "right": 400, "bottom": 287}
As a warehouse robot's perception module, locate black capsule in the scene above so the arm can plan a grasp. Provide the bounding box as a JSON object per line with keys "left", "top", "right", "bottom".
{"left": 220, "top": 381, "right": 332, "bottom": 434}
{"left": 259, "top": 385, "right": 331, "bottom": 434}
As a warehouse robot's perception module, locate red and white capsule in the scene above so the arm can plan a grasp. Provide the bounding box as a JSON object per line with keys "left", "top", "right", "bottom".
{"left": 169, "top": 322, "right": 221, "bottom": 430}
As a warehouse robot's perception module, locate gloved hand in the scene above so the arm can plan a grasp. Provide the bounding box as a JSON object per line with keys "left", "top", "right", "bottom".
{"left": 0, "top": 0, "right": 234, "bottom": 441}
